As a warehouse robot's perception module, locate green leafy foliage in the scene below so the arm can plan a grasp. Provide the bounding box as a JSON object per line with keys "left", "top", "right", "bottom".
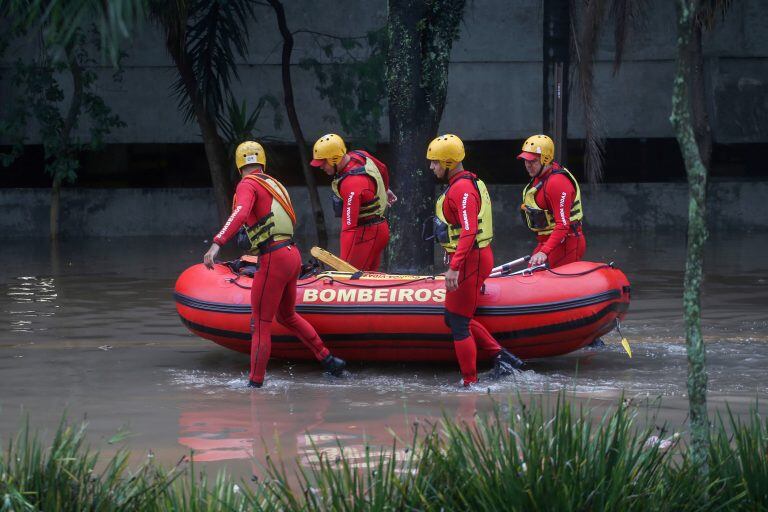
{"left": 0, "top": 26, "right": 125, "bottom": 185}
{"left": 300, "top": 28, "right": 387, "bottom": 150}
{"left": 4, "top": 397, "right": 768, "bottom": 510}
{"left": 1, "top": 0, "right": 146, "bottom": 66}
{"left": 0, "top": 418, "right": 169, "bottom": 512}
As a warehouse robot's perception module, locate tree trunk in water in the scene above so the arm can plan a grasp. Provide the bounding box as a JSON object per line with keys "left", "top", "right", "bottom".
{"left": 670, "top": 0, "right": 709, "bottom": 477}
{"left": 50, "top": 176, "right": 62, "bottom": 240}
{"left": 50, "top": 44, "right": 83, "bottom": 240}
{"left": 268, "top": 0, "right": 328, "bottom": 248}
{"left": 196, "top": 111, "right": 233, "bottom": 224}
{"left": 386, "top": 0, "right": 466, "bottom": 273}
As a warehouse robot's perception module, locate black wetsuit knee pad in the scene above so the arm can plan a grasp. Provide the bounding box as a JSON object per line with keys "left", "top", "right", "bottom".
{"left": 444, "top": 310, "right": 471, "bottom": 340}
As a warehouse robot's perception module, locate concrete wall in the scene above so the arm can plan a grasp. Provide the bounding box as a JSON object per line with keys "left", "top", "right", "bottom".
{"left": 1, "top": 182, "right": 765, "bottom": 238}
{"left": 1, "top": 0, "right": 766, "bottom": 145}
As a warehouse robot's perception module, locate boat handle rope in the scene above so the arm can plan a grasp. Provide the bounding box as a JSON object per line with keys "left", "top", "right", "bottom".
{"left": 225, "top": 272, "right": 439, "bottom": 291}
{"left": 224, "top": 262, "right": 617, "bottom": 291}
{"left": 311, "top": 275, "right": 440, "bottom": 289}
{"left": 545, "top": 262, "right": 615, "bottom": 277}
{"left": 490, "top": 262, "right": 616, "bottom": 279}
{"left": 226, "top": 274, "right": 251, "bottom": 290}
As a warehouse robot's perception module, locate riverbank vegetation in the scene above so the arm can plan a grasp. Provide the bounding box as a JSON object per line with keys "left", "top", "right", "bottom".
{"left": 2, "top": 396, "right": 766, "bottom": 511}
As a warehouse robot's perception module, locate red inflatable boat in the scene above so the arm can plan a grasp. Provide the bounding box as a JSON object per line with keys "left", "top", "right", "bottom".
{"left": 174, "top": 260, "right": 630, "bottom": 361}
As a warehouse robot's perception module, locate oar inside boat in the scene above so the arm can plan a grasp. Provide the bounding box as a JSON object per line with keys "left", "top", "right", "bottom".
{"left": 490, "top": 256, "right": 530, "bottom": 277}
{"left": 310, "top": 247, "right": 359, "bottom": 273}
{"left": 489, "top": 256, "right": 534, "bottom": 278}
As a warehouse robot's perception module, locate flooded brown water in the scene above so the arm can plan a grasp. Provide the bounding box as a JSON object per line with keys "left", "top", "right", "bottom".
{"left": 1, "top": 231, "right": 766, "bottom": 478}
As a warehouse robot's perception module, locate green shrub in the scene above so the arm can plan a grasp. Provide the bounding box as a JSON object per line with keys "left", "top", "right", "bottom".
{"left": 3, "top": 397, "right": 768, "bottom": 511}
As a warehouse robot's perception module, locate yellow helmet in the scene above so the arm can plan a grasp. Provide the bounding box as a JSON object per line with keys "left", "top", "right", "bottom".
{"left": 518, "top": 135, "right": 554, "bottom": 165}
{"left": 311, "top": 133, "right": 347, "bottom": 166}
{"left": 426, "top": 134, "right": 465, "bottom": 170}
{"left": 235, "top": 141, "right": 266, "bottom": 171}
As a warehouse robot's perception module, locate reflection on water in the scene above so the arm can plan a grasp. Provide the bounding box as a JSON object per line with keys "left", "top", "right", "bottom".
{"left": 177, "top": 387, "right": 476, "bottom": 471}
{"left": 0, "top": 232, "right": 766, "bottom": 477}
{"left": 6, "top": 276, "right": 57, "bottom": 333}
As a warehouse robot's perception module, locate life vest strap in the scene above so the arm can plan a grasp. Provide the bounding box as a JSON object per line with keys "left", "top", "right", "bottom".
{"left": 256, "top": 237, "right": 295, "bottom": 255}
{"left": 358, "top": 215, "right": 386, "bottom": 227}
{"left": 570, "top": 221, "right": 583, "bottom": 235}
{"left": 249, "top": 221, "right": 276, "bottom": 241}
{"left": 243, "top": 173, "right": 297, "bottom": 225}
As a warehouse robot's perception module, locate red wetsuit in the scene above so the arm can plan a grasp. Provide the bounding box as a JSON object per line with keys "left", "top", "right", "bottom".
{"left": 530, "top": 163, "right": 586, "bottom": 268}
{"left": 214, "top": 173, "right": 330, "bottom": 384}
{"left": 442, "top": 171, "right": 503, "bottom": 385}
{"left": 336, "top": 150, "right": 391, "bottom": 271}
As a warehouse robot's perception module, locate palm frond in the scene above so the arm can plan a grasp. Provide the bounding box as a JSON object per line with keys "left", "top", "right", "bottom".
{"left": 185, "top": 0, "right": 253, "bottom": 121}
{"left": 3, "top": 0, "right": 146, "bottom": 65}
{"left": 219, "top": 94, "right": 281, "bottom": 180}
{"left": 697, "top": 0, "right": 733, "bottom": 30}
{"left": 608, "top": 0, "right": 645, "bottom": 74}
{"left": 149, "top": 0, "right": 188, "bottom": 57}
{"left": 219, "top": 94, "right": 280, "bottom": 146}
{"left": 150, "top": 0, "right": 193, "bottom": 121}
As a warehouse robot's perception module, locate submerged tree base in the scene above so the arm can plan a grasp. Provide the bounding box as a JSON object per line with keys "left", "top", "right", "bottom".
{"left": 2, "top": 396, "right": 766, "bottom": 510}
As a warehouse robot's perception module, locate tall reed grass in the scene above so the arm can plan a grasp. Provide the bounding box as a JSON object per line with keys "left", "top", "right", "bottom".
{"left": 2, "top": 397, "right": 767, "bottom": 511}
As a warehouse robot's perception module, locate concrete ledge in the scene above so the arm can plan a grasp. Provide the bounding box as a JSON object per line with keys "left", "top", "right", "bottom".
{"left": 0, "top": 182, "right": 765, "bottom": 238}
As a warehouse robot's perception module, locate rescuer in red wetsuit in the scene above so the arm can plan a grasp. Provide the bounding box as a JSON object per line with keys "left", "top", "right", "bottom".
{"left": 203, "top": 141, "right": 347, "bottom": 388}
{"left": 428, "top": 134, "right": 523, "bottom": 386}
{"left": 310, "top": 134, "right": 397, "bottom": 271}
{"left": 517, "top": 134, "right": 586, "bottom": 269}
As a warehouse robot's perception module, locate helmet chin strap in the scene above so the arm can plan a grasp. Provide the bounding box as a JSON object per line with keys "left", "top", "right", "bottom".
{"left": 332, "top": 153, "right": 347, "bottom": 176}
{"left": 445, "top": 165, "right": 460, "bottom": 181}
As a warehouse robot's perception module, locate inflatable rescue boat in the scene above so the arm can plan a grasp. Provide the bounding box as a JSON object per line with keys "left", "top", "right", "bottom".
{"left": 174, "top": 260, "right": 630, "bottom": 361}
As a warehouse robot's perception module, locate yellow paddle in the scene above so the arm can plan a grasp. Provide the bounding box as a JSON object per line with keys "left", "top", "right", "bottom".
{"left": 615, "top": 320, "right": 632, "bottom": 358}
{"left": 621, "top": 337, "right": 633, "bottom": 358}
{"left": 310, "top": 247, "right": 360, "bottom": 273}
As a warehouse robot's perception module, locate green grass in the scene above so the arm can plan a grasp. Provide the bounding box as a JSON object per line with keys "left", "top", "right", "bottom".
{"left": 2, "top": 397, "right": 768, "bottom": 511}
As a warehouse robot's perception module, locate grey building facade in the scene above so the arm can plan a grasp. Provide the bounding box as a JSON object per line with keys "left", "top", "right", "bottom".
{"left": 1, "top": 0, "right": 766, "bottom": 146}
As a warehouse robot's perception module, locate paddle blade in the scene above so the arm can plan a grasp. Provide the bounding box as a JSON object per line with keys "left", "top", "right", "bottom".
{"left": 310, "top": 247, "right": 359, "bottom": 273}
{"left": 621, "top": 337, "right": 632, "bottom": 358}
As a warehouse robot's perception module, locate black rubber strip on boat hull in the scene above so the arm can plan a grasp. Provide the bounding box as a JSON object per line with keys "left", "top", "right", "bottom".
{"left": 179, "top": 301, "right": 628, "bottom": 349}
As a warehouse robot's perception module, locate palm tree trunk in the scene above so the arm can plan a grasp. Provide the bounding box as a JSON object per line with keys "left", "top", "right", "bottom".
{"left": 196, "top": 109, "right": 233, "bottom": 224}
{"left": 167, "top": 43, "right": 233, "bottom": 224}
{"left": 267, "top": 0, "right": 328, "bottom": 248}
{"left": 670, "top": 0, "right": 709, "bottom": 477}
{"left": 50, "top": 43, "right": 83, "bottom": 240}
{"left": 386, "top": 0, "right": 465, "bottom": 273}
